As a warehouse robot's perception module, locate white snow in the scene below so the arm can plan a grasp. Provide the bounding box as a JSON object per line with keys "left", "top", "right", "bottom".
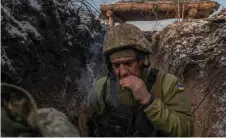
{"left": 28, "top": 0, "right": 42, "bottom": 11}
{"left": 90, "top": 31, "right": 99, "bottom": 39}
{"left": 2, "top": 7, "right": 24, "bottom": 30}
{"left": 53, "top": 0, "right": 64, "bottom": 6}
{"left": 1, "top": 47, "right": 16, "bottom": 73}
{"left": 68, "top": 41, "right": 72, "bottom": 46}
{"left": 179, "top": 54, "right": 186, "bottom": 58}
{"left": 22, "top": 21, "right": 42, "bottom": 39}
{"left": 77, "top": 24, "right": 90, "bottom": 32}
{"left": 175, "top": 44, "right": 182, "bottom": 52}
{"left": 79, "top": 13, "right": 92, "bottom": 24}
{"left": 213, "top": 115, "right": 226, "bottom": 136}
{"left": 3, "top": 7, "right": 42, "bottom": 40}
{"left": 7, "top": 25, "right": 28, "bottom": 40}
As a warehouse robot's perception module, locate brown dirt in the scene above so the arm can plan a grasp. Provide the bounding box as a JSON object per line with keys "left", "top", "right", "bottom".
{"left": 149, "top": 19, "right": 226, "bottom": 136}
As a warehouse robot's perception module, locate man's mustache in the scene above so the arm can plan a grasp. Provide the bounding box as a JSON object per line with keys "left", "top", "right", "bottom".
{"left": 118, "top": 73, "right": 136, "bottom": 80}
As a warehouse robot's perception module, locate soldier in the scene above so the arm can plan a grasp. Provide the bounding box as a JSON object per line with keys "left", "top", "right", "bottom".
{"left": 1, "top": 82, "right": 80, "bottom": 137}
{"left": 86, "top": 23, "right": 194, "bottom": 136}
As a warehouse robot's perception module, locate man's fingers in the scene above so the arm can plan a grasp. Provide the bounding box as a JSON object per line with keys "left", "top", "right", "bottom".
{"left": 120, "top": 78, "right": 136, "bottom": 84}
{"left": 120, "top": 80, "right": 135, "bottom": 88}
{"left": 120, "top": 82, "right": 130, "bottom": 87}
{"left": 120, "top": 79, "right": 128, "bottom": 85}
{"left": 120, "top": 75, "right": 136, "bottom": 82}
{"left": 120, "top": 82, "right": 132, "bottom": 89}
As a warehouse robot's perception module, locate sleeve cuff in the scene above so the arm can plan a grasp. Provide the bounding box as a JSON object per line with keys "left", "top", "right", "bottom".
{"left": 143, "top": 97, "right": 161, "bottom": 118}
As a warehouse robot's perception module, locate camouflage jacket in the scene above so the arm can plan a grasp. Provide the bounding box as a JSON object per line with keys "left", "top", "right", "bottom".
{"left": 1, "top": 83, "right": 80, "bottom": 137}
{"left": 86, "top": 68, "right": 194, "bottom": 136}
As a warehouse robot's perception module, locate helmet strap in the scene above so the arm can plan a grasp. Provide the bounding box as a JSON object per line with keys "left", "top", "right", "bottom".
{"left": 105, "top": 57, "right": 112, "bottom": 73}
{"left": 139, "top": 55, "right": 150, "bottom": 70}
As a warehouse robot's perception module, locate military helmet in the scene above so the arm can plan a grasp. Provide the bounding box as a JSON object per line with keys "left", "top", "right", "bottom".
{"left": 103, "top": 23, "right": 152, "bottom": 56}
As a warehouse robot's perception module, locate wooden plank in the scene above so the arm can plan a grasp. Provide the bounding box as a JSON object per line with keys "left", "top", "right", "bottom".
{"left": 100, "top": 1, "right": 219, "bottom": 21}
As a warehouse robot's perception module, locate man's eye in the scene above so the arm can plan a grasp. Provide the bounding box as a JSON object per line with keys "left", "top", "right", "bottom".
{"left": 112, "top": 63, "right": 120, "bottom": 68}
{"left": 124, "top": 61, "right": 133, "bottom": 66}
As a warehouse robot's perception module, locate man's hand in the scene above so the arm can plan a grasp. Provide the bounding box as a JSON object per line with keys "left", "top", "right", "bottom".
{"left": 119, "top": 75, "right": 151, "bottom": 105}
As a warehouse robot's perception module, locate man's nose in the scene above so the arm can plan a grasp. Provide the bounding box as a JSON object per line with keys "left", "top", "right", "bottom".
{"left": 119, "top": 64, "right": 128, "bottom": 78}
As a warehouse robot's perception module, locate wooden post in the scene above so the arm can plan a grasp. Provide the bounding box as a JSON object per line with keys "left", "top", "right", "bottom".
{"left": 182, "top": 0, "right": 185, "bottom": 21}
{"left": 106, "top": 10, "right": 115, "bottom": 27}
{"left": 177, "top": 0, "right": 180, "bottom": 23}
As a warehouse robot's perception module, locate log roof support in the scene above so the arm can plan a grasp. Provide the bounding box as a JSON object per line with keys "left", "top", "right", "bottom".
{"left": 106, "top": 10, "right": 115, "bottom": 27}
{"left": 100, "top": 1, "right": 219, "bottom": 22}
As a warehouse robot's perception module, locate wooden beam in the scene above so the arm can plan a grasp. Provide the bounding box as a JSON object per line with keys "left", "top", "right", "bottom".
{"left": 100, "top": 1, "right": 219, "bottom": 22}
{"left": 100, "top": 2, "right": 218, "bottom": 12}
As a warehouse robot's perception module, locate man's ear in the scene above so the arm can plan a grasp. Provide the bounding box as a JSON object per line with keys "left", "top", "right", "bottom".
{"left": 139, "top": 55, "right": 150, "bottom": 70}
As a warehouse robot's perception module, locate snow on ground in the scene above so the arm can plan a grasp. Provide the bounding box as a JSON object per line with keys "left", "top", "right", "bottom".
{"left": 28, "top": 0, "right": 42, "bottom": 11}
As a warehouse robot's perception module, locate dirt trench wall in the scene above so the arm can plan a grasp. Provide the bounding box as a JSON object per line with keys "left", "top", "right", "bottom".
{"left": 150, "top": 19, "right": 226, "bottom": 136}
{"left": 1, "top": 0, "right": 105, "bottom": 124}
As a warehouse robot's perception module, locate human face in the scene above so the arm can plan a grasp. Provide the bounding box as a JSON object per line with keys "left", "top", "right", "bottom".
{"left": 111, "top": 57, "right": 141, "bottom": 79}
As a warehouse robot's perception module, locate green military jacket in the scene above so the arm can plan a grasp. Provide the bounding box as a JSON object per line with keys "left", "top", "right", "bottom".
{"left": 86, "top": 68, "right": 194, "bottom": 137}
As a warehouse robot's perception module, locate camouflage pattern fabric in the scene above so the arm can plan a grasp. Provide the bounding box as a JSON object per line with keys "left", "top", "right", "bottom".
{"left": 37, "top": 108, "right": 80, "bottom": 137}
{"left": 103, "top": 23, "right": 152, "bottom": 56}
{"left": 1, "top": 83, "right": 80, "bottom": 137}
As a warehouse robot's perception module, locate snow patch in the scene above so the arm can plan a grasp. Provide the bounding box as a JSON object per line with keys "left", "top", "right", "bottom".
{"left": 213, "top": 117, "right": 226, "bottom": 137}
{"left": 90, "top": 31, "right": 99, "bottom": 39}
{"left": 22, "top": 21, "right": 42, "bottom": 39}
{"left": 53, "top": 0, "right": 64, "bottom": 6}
{"left": 79, "top": 12, "right": 92, "bottom": 24}
{"left": 212, "top": 84, "right": 226, "bottom": 136}
{"left": 28, "top": 0, "right": 42, "bottom": 11}
{"left": 68, "top": 41, "right": 72, "bottom": 46}
{"left": 1, "top": 47, "right": 16, "bottom": 73}
{"left": 77, "top": 24, "right": 90, "bottom": 32}
{"left": 179, "top": 54, "right": 186, "bottom": 58}
{"left": 3, "top": 7, "right": 26, "bottom": 30}
{"left": 3, "top": 7, "right": 42, "bottom": 40}
{"left": 7, "top": 25, "right": 28, "bottom": 40}
{"left": 218, "top": 92, "right": 226, "bottom": 103}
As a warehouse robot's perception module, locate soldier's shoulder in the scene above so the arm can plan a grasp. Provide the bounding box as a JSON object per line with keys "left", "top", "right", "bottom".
{"left": 163, "top": 73, "right": 178, "bottom": 82}
{"left": 95, "top": 76, "right": 108, "bottom": 88}
{"left": 161, "top": 72, "right": 179, "bottom": 91}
